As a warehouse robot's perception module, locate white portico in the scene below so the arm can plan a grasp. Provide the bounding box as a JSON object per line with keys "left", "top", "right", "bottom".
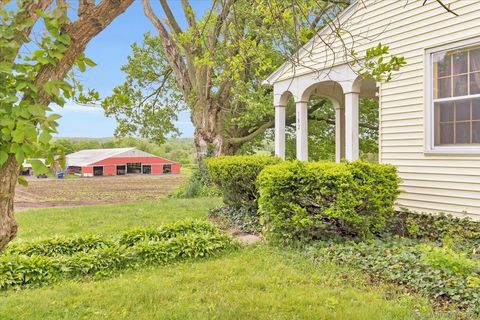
{"left": 266, "top": 63, "right": 376, "bottom": 162}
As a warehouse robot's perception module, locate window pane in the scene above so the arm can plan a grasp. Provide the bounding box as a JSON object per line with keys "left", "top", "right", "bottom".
{"left": 455, "top": 100, "right": 471, "bottom": 121}
{"left": 434, "top": 52, "right": 451, "bottom": 77}
{"left": 470, "top": 72, "right": 480, "bottom": 95}
{"left": 452, "top": 51, "right": 468, "bottom": 74}
{"left": 473, "top": 121, "right": 480, "bottom": 143}
{"left": 470, "top": 48, "right": 480, "bottom": 72}
{"left": 473, "top": 99, "right": 480, "bottom": 120}
{"left": 440, "top": 123, "right": 454, "bottom": 144}
{"left": 436, "top": 102, "right": 454, "bottom": 122}
{"left": 437, "top": 77, "right": 451, "bottom": 98}
{"left": 455, "top": 122, "right": 470, "bottom": 144}
{"left": 453, "top": 74, "right": 468, "bottom": 96}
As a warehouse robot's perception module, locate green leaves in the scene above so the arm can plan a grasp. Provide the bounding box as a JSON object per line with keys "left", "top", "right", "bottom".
{"left": 0, "top": 151, "right": 8, "bottom": 166}
{"left": 355, "top": 43, "right": 407, "bottom": 82}
{"left": 1, "top": 220, "right": 238, "bottom": 290}
{"left": 27, "top": 159, "right": 50, "bottom": 175}
{"left": 0, "top": 61, "right": 13, "bottom": 74}
{"left": 0, "top": 5, "right": 96, "bottom": 178}
{"left": 257, "top": 160, "right": 400, "bottom": 244}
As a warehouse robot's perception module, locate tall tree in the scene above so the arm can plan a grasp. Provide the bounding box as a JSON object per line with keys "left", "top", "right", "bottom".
{"left": 0, "top": 0, "right": 134, "bottom": 250}
{"left": 104, "top": 0, "right": 349, "bottom": 163}
{"left": 104, "top": 0, "right": 405, "bottom": 164}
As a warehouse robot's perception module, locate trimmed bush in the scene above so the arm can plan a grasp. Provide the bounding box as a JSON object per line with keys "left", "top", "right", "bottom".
{"left": 205, "top": 155, "right": 281, "bottom": 209}
{"left": 257, "top": 160, "right": 400, "bottom": 243}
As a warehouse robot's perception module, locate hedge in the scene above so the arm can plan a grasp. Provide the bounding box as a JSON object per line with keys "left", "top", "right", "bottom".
{"left": 257, "top": 160, "right": 400, "bottom": 243}
{"left": 205, "top": 155, "right": 281, "bottom": 209}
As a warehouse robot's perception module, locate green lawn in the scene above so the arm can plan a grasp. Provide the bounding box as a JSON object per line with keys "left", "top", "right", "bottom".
{"left": 1, "top": 199, "right": 456, "bottom": 319}
{"left": 0, "top": 245, "right": 449, "bottom": 320}
{"left": 14, "top": 198, "right": 221, "bottom": 241}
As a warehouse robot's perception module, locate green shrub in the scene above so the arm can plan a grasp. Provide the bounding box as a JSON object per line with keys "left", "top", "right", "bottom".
{"left": 257, "top": 160, "right": 400, "bottom": 243}
{"left": 0, "top": 220, "right": 239, "bottom": 290}
{"left": 205, "top": 155, "right": 281, "bottom": 209}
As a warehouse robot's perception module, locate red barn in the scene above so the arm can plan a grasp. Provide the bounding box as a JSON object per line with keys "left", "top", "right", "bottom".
{"left": 66, "top": 148, "right": 180, "bottom": 177}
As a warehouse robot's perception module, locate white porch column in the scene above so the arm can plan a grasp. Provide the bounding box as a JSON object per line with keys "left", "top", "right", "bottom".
{"left": 296, "top": 101, "right": 308, "bottom": 161}
{"left": 334, "top": 103, "right": 345, "bottom": 163}
{"left": 274, "top": 105, "right": 286, "bottom": 159}
{"left": 344, "top": 92, "right": 359, "bottom": 161}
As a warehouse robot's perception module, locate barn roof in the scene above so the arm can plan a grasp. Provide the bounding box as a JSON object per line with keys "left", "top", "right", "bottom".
{"left": 66, "top": 148, "right": 166, "bottom": 167}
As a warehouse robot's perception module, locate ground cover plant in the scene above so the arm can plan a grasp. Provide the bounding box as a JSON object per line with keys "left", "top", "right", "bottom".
{"left": 297, "top": 210, "right": 480, "bottom": 318}
{"left": 0, "top": 245, "right": 455, "bottom": 320}
{"left": 0, "top": 220, "right": 238, "bottom": 290}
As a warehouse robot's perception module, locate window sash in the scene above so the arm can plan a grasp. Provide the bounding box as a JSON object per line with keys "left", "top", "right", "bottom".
{"left": 432, "top": 45, "right": 480, "bottom": 147}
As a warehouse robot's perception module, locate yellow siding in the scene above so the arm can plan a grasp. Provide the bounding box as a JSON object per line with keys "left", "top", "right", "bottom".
{"left": 276, "top": 0, "right": 480, "bottom": 218}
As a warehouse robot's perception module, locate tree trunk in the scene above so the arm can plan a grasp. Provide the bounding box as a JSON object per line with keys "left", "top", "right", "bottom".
{"left": 0, "top": 155, "right": 19, "bottom": 251}
{"left": 191, "top": 98, "right": 237, "bottom": 165}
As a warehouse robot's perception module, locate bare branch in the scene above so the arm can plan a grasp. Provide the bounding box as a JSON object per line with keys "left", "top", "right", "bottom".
{"left": 181, "top": 0, "right": 196, "bottom": 29}
{"left": 142, "top": 0, "right": 191, "bottom": 94}
{"left": 423, "top": 0, "right": 458, "bottom": 16}
{"left": 158, "top": 0, "right": 183, "bottom": 35}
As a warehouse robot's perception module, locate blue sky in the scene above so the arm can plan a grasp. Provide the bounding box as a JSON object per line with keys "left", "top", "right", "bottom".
{"left": 54, "top": 1, "right": 212, "bottom": 138}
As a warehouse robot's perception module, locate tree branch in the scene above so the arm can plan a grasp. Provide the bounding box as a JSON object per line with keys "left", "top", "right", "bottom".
{"left": 228, "top": 118, "right": 274, "bottom": 146}
{"left": 6, "top": 0, "right": 54, "bottom": 63}
{"left": 181, "top": 0, "right": 196, "bottom": 29}
{"left": 78, "top": 0, "right": 95, "bottom": 17}
{"left": 423, "top": 0, "right": 458, "bottom": 16}
{"left": 158, "top": 0, "right": 183, "bottom": 35}
{"left": 33, "top": 0, "right": 135, "bottom": 105}
{"left": 142, "top": 0, "right": 191, "bottom": 95}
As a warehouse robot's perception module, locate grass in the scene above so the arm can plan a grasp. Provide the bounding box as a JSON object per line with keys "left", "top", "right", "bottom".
{"left": 2, "top": 199, "right": 457, "bottom": 319}
{"left": 14, "top": 198, "right": 222, "bottom": 241}
{"left": 0, "top": 245, "right": 450, "bottom": 320}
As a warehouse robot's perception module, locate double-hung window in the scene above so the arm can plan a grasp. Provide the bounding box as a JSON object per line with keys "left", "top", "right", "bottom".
{"left": 427, "top": 39, "right": 480, "bottom": 152}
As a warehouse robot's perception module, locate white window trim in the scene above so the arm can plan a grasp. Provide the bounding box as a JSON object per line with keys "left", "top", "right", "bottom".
{"left": 425, "top": 36, "right": 480, "bottom": 155}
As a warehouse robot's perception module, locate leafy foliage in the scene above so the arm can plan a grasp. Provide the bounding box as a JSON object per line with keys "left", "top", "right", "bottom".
{"left": 169, "top": 168, "right": 221, "bottom": 199}
{"left": 307, "top": 239, "right": 480, "bottom": 316}
{"left": 257, "top": 161, "right": 400, "bottom": 243}
{"left": 0, "top": 5, "right": 96, "bottom": 175}
{"left": 5, "top": 236, "right": 114, "bottom": 257}
{"left": 0, "top": 220, "right": 238, "bottom": 290}
{"left": 206, "top": 155, "right": 281, "bottom": 209}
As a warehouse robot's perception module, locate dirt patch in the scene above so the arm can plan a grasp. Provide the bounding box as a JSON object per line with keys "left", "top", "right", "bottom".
{"left": 14, "top": 175, "right": 186, "bottom": 210}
